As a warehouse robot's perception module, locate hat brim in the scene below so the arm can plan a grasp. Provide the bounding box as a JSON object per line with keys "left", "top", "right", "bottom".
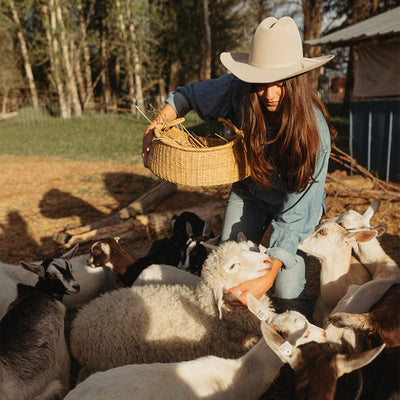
{"left": 220, "top": 52, "right": 335, "bottom": 83}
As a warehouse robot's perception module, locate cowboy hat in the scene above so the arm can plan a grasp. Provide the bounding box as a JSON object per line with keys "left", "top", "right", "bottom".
{"left": 220, "top": 16, "right": 334, "bottom": 83}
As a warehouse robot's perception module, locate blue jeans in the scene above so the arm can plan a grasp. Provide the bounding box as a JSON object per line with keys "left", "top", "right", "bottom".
{"left": 220, "top": 179, "right": 313, "bottom": 317}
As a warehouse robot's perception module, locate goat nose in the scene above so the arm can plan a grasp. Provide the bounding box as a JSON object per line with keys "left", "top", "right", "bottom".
{"left": 73, "top": 283, "right": 80, "bottom": 292}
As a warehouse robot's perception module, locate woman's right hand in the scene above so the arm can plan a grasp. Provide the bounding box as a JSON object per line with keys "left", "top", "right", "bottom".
{"left": 142, "top": 126, "right": 155, "bottom": 168}
{"left": 141, "top": 104, "right": 178, "bottom": 169}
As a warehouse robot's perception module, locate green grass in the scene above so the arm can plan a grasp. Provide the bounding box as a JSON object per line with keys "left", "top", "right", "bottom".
{"left": 0, "top": 104, "right": 350, "bottom": 160}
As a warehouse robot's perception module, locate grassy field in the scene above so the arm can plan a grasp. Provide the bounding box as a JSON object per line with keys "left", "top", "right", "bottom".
{"left": 0, "top": 104, "right": 349, "bottom": 160}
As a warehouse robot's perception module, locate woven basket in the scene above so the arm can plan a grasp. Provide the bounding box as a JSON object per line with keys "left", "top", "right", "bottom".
{"left": 148, "top": 118, "right": 250, "bottom": 186}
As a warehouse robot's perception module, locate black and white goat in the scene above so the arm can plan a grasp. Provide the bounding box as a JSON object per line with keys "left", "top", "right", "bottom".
{"left": 0, "top": 245, "right": 80, "bottom": 400}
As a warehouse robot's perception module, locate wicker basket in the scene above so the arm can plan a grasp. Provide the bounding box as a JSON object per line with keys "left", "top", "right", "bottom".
{"left": 148, "top": 118, "right": 250, "bottom": 186}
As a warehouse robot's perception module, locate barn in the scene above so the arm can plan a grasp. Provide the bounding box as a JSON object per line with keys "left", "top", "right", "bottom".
{"left": 306, "top": 7, "right": 400, "bottom": 182}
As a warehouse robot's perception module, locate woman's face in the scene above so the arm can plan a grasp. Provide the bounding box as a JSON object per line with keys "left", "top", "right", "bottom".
{"left": 256, "top": 81, "right": 286, "bottom": 113}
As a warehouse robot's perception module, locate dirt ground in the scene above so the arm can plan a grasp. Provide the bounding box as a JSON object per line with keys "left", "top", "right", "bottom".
{"left": 1, "top": 154, "right": 399, "bottom": 266}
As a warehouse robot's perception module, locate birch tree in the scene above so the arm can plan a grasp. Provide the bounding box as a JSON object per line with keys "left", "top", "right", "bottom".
{"left": 9, "top": 0, "right": 39, "bottom": 109}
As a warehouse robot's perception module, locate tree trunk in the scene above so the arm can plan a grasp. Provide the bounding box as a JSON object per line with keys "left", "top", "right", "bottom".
{"left": 43, "top": 1, "right": 69, "bottom": 118}
{"left": 200, "top": 0, "right": 212, "bottom": 81}
{"left": 302, "top": 0, "right": 323, "bottom": 92}
{"left": 55, "top": 1, "right": 82, "bottom": 116}
{"left": 9, "top": 0, "right": 39, "bottom": 109}
{"left": 100, "top": 19, "right": 111, "bottom": 110}
{"left": 77, "top": 0, "right": 94, "bottom": 110}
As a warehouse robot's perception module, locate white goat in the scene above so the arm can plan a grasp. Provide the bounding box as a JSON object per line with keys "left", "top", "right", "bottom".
{"left": 65, "top": 301, "right": 326, "bottom": 400}
{"left": 328, "top": 199, "right": 400, "bottom": 314}
{"left": 0, "top": 249, "right": 80, "bottom": 400}
{"left": 0, "top": 245, "right": 116, "bottom": 320}
{"left": 262, "top": 323, "right": 385, "bottom": 400}
{"left": 298, "top": 220, "right": 376, "bottom": 327}
{"left": 70, "top": 240, "right": 274, "bottom": 380}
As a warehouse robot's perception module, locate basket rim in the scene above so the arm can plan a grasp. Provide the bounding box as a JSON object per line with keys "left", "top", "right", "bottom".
{"left": 152, "top": 130, "right": 244, "bottom": 153}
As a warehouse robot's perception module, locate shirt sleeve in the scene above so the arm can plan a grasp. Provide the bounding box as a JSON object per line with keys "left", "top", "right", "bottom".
{"left": 165, "top": 74, "right": 243, "bottom": 122}
{"left": 268, "top": 108, "right": 331, "bottom": 269}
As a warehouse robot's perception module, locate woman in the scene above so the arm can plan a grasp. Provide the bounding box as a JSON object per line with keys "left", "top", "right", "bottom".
{"left": 142, "top": 16, "right": 336, "bottom": 317}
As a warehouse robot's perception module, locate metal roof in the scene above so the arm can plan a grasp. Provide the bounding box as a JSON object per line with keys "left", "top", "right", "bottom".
{"left": 306, "top": 7, "right": 400, "bottom": 47}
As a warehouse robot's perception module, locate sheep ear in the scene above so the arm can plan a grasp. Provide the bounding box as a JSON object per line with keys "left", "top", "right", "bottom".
{"left": 61, "top": 244, "right": 79, "bottom": 260}
{"left": 260, "top": 322, "right": 300, "bottom": 364}
{"left": 20, "top": 261, "right": 45, "bottom": 278}
{"left": 335, "top": 343, "right": 386, "bottom": 378}
{"left": 213, "top": 285, "right": 224, "bottom": 320}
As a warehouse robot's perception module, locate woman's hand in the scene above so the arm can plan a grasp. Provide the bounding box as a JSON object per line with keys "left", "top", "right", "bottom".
{"left": 142, "top": 104, "right": 178, "bottom": 168}
{"left": 225, "top": 258, "right": 282, "bottom": 307}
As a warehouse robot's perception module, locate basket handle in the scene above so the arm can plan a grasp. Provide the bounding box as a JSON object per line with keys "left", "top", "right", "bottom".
{"left": 218, "top": 118, "right": 244, "bottom": 137}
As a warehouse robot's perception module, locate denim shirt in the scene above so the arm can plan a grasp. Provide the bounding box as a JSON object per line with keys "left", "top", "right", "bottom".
{"left": 166, "top": 74, "right": 331, "bottom": 270}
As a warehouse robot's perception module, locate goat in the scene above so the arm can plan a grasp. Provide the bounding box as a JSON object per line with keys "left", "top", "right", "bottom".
{"left": 298, "top": 220, "right": 376, "bottom": 327}
{"left": 0, "top": 245, "right": 115, "bottom": 320}
{"left": 327, "top": 199, "right": 400, "bottom": 314}
{"left": 329, "top": 283, "right": 400, "bottom": 400}
{"left": 65, "top": 298, "right": 326, "bottom": 400}
{"left": 262, "top": 323, "right": 385, "bottom": 400}
{"left": 0, "top": 247, "right": 80, "bottom": 400}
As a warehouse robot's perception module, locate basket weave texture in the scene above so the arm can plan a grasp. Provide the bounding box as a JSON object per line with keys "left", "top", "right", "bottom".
{"left": 148, "top": 120, "right": 250, "bottom": 186}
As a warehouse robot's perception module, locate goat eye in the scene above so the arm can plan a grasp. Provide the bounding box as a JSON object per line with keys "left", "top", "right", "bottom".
{"left": 48, "top": 273, "right": 57, "bottom": 280}
{"left": 318, "top": 229, "right": 327, "bottom": 236}
{"left": 229, "top": 263, "right": 236, "bottom": 270}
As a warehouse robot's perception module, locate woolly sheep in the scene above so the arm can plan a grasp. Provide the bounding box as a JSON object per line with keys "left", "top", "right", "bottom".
{"left": 65, "top": 311, "right": 326, "bottom": 400}
{"left": 0, "top": 248, "right": 80, "bottom": 400}
{"left": 70, "top": 240, "right": 273, "bottom": 379}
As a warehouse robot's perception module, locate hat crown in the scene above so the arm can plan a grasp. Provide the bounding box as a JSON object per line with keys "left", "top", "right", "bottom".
{"left": 249, "top": 16, "right": 303, "bottom": 69}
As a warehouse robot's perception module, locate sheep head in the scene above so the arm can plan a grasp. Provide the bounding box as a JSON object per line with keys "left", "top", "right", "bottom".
{"left": 201, "top": 240, "right": 272, "bottom": 319}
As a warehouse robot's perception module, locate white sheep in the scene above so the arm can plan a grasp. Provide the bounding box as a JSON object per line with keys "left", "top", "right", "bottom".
{"left": 65, "top": 302, "right": 327, "bottom": 400}
{"left": 0, "top": 248, "right": 80, "bottom": 400}
{"left": 327, "top": 199, "right": 400, "bottom": 314}
{"left": 0, "top": 246, "right": 116, "bottom": 320}
{"left": 297, "top": 220, "right": 376, "bottom": 327}
{"left": 70, "top": 239, "right": 273, "bottom": 380}
{"left": 263, "top": 325, "right": 385, "bottom": 400}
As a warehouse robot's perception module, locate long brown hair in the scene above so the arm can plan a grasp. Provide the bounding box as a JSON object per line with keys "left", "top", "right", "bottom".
{"left": 242, "top": 74, "right": 336, "bottom": 192}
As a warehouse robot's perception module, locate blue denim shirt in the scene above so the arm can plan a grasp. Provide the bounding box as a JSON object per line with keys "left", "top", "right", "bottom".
{"left": 166, "top": 74, "right": 331, "bottom": 269}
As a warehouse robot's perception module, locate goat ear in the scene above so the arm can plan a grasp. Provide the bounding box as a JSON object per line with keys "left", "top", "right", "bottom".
{"left": 185, "top": 221, "right": 194, "bottom": 238}
{"left": 345, "top": 229, "right": 377, "bottom": 244}
{"left": 335, "top": 343, "right": 386, "bottom": 378}
{"left": 260, "top": 322, "right": 300, "bottom": 364}
{"left": 201, "top": 242, "right": 218, "bottom": 252}
{"left": 236, "top": 232, "right": 247, "bottom": 242}
{"left": 61, "top": 244, "right": 79, "bottom": 260}
{"left": 20, "top": 261, "right": 45, "bottom": 278}
{"left": 201, "top": 220, "right": 213, "bottom": 238}
{"left": 100, "top": 243, "right": 111, "bottom": 256}
{"left": 373, "top": 224, "right": 385, "bottom": 236}
{"left": 364, "top": 199, "right": 381, "bottom": 221}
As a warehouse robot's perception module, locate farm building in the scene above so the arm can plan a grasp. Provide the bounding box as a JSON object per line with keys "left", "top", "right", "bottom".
{"left": 306, "top": 7, "right": 400, "bottom": 182}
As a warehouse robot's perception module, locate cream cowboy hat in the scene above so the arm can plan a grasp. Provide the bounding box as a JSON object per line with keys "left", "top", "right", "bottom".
{"left": 220, "top": 16, "right": 334, "bottom": 83}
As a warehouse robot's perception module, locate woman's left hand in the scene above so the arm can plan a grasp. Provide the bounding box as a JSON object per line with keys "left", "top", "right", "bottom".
{"left": 224, "top": 258, "right": 282, "bottom": 307}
